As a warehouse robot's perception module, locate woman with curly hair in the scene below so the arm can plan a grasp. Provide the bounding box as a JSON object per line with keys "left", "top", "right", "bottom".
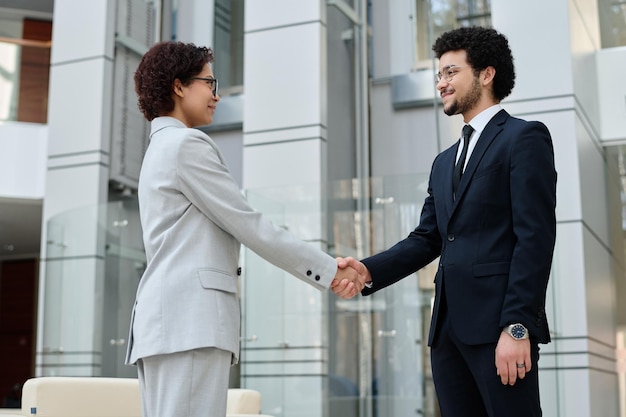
{"left": 125, "top": 41, "right": 365, "bottom": 417}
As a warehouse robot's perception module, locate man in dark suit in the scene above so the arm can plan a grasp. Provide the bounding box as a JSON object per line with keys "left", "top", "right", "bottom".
{"left": 340, "top": 27, "right": 556, "bottom": 416}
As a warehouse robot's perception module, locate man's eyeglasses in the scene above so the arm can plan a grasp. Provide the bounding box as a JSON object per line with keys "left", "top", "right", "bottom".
{"left": 436, "top": 65, "right": 466, "bottom": 83}
{"left": 191, "top": 76, "right": 218, "bottom": 96}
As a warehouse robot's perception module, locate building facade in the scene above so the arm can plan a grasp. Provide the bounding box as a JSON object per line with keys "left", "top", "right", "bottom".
{"left": 0, "top": 0, "right": 625, "bottom": 416}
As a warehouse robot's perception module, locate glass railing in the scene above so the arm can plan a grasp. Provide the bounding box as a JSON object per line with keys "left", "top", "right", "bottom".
{"left": 238, "top": 174, "right": 583, "bottom": 417}
{"left": 39, "top": 174, "right": 616, "bottom": 417}
{"left": 41, "top": 199, "right": 142, "bottom": 378}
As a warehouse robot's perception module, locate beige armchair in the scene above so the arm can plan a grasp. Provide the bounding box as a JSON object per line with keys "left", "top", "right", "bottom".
{"left": 4, "top": 377, "right": 141, "bottom": 417}
{"left": 226, "top": 388, "right": 274, "bottom": 416}
{"left": 0, "top": 377, "right": 272, "bottom": 417}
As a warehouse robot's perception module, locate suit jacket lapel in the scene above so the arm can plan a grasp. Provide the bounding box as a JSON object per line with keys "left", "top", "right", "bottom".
{"left": 451, "top": 109, "right": 509, "bottom": 212}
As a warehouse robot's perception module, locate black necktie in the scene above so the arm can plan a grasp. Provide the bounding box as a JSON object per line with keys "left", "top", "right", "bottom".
{"left": 452, "top": 124, "right": 474, "bottom": 195}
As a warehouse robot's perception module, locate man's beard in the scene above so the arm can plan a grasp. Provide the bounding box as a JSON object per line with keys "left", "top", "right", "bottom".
{"left": 444, "top": 77, "right": 481, "bottom": 116}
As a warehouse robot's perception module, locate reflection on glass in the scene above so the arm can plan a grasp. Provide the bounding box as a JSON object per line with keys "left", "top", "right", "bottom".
{"left": 414, "top": 0, "right": 492, "bottom": 64}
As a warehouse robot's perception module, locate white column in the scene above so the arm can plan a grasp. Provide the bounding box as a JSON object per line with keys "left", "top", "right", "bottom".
{"left": 36, "top": 0, "right": 116, "bottom": 376}
{"left": 241, "top": 1, "right": 329, "bottom": 417}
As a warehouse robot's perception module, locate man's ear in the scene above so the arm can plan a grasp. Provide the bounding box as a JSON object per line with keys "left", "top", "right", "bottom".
{"left": 481, "top": 66, "right": 496, "bottom": 86}
{"left": 172, "top": 78, "right": 184, "bottom": 98}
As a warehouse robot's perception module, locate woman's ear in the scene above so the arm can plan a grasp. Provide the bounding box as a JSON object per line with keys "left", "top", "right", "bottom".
{"left": 172, "top": 78, "right": 185, "bottom": 98}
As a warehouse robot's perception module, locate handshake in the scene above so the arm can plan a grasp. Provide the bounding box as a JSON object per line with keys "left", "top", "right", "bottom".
{"left": 330, "top": 257, "right": 370, "bottom": 299}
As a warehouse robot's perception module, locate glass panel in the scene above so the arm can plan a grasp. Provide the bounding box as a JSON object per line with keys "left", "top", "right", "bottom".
{"left": 102, "top": 199, "right": 143, "bottom": 378}
{"left": 240, "top": 189, "right": 288, "bottom": 416}
{"left": 242, "top": 175, "right": 439, "bottom": 417}
{"left": 42, "top": 204, "right": 107, "bottom": 376}
{"left": 367, "top": 174, "right": 436, "bottom": 417}
{"left": 241, "top": 187, "right": 288, "bottom": 349}
{"left": 242, "top": 183, "right": 334, "bottom": 417}
{"left": 43, "top": 201, "right": 142, "bottom": 377}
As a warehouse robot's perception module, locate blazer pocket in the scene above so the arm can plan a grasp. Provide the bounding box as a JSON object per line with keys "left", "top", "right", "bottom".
{"left": 473, "top": 261, "right": 510, "bottom": 277}
{"left": 473, "top": 162, "right": 502, "bottom": 179}
{"left": 198, "top": 268, "right": 237, "bottom": 293}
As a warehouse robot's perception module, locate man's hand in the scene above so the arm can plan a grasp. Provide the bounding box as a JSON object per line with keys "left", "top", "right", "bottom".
{"left": 495, "top": 330, "right": 531, "bottom": 385}
{"left": 330, "top": 257, "right": 370, "bottom": 299}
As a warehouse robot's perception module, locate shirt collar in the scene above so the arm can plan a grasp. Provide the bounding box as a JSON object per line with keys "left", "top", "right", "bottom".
{"left": 466, "top": 104, "right": 502, "bottom": 135}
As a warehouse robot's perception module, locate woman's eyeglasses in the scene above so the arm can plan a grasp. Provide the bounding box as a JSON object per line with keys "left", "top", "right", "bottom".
{"left": 191, "top": 77, "right": 218, "bottom": 96}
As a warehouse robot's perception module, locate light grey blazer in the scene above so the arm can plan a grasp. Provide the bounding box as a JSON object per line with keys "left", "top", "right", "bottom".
{"left": 125, "top": 117, "right": 336, "bottom": 365}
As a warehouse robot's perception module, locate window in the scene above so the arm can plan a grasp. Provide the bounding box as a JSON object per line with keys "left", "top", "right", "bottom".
{"left": 110, "top": 0, "right": 157, "bottom": 187}
{"left": 164, "top": 0, "right": 243, "bottom": 92}
{"left": 414, "top": 0, "right": 491, "bottom": 66}
{"left": 0, "top": 18, "right": 22, "bottom": 121}
{"left": 213, "top": 0, "right": 244, "bottom": 92}
{"left": 0, "top": 17, "right": 51, "bottom": 123}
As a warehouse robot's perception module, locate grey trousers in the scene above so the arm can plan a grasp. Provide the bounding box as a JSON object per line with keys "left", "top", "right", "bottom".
{"left": 137, "top": 347, "right": 232, "bottom": 417}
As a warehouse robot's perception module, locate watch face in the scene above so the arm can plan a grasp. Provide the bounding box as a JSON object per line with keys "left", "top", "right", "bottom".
{"left": 511, "top": 324, "right": 526, "bottom": 339}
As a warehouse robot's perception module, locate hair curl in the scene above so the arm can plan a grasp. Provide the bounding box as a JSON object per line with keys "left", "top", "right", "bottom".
{"left": 134, "top": 41, "right": 214, "bottom": 121}
{"left": 432, "top": 27, "right": 515, "bottom": 101}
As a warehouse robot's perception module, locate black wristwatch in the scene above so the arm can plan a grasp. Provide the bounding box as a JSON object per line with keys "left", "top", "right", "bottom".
{"left": 504, "top": 323, "right": 529, "bottom": 340}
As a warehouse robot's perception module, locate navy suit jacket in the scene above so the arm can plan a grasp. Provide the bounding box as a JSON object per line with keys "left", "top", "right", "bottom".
{"left": 361, "top": 109, "right": 557, "bottom": 346}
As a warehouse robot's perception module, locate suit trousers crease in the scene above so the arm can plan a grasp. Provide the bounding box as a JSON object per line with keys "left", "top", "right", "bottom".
{"left": 138, "top": 347, "right": 232, "bottom": 417}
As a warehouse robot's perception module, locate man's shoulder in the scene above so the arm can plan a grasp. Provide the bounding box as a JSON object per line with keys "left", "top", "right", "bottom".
{"left": 501, "top": 112, "right": 548, "bottom": 130}
{"left": 435, "top": 142, "right": 457, "bottom": 162}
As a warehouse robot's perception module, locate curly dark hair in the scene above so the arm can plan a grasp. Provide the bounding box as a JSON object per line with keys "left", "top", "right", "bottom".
{"left": 432, "top": 26, "right": 515, "bottom": 101}
{"left": 134, "top": 41, "right": 214, "bottom": 121}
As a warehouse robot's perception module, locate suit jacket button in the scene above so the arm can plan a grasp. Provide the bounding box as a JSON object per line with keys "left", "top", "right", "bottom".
{"left": 306, "top": 270, "right": 312, "bottom": 276}
{"left": 237, "top": 267, "right": 242, "bottom": 276}
{"left": 315, "top": 275, "right": 321, "bottom": 281}
{"left": 447, "top": 234, "right": 455, "bottom": 242}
